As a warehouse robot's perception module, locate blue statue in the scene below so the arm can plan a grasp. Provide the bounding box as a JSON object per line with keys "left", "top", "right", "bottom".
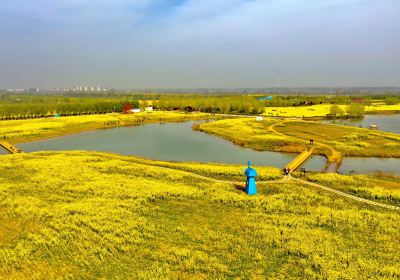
{"left": 244, "top": 161, "right": 257, "bottom": 195}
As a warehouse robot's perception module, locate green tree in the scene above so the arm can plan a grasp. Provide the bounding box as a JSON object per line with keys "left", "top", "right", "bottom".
{"left": 346, "top": 103, "right": 365, "bottom": 118}
{"left": 329, "top": 105, "right": 344, "bottom": 118}
{"left": 384, "top": 96, "right": 399, "bottom": 105}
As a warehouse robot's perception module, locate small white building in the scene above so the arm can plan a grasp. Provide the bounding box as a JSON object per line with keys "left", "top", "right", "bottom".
{"left": 256, "top": 116, "right": 263, "bottom": 121}
{"left": 145, "top": 106, "right": 153, "bottom": 112}
{"left": 130, "top": 108, "right": 141, "bottom": 113}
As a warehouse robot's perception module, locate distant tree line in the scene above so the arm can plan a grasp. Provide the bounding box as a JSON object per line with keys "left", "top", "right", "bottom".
{"left": 329, "top": 103, "right": 366, "bottom": 119}
{"left": 262, "top": 95, "right": 400, "bottom": 107}
{"left": 0, "top": 95, "right": 139, "bottom": 120}
{"left": 155, "top": 96, "right": 265, "bottom": 114}
{"left": 1, "top": 93, "right": 398, "bottom": 120}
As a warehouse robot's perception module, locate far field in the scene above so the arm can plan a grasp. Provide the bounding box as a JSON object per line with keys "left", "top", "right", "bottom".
{"left": 0, "top": 151, "right": 399, "bottom": 279}
{"left": 263, "top": 104, "right": 400, "bottom": 118}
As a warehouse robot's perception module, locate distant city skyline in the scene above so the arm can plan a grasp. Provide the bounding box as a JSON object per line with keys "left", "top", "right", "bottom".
{"left": 0, "top": 0, "right": 399, "bottom": 88}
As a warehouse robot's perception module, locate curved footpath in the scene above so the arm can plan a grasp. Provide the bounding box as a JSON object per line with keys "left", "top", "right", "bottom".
{"left": 153, "top": 164, "right": 399, "bottom": 211}
{"left": 289, "top": 176, "right": 400, "bottom": 211}
{"left": 268, "top": 121, "right": 342, "bottom": 167}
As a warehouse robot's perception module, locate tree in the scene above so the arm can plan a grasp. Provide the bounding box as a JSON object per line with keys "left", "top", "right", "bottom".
{"left": 329, "top": 105, "right": 344, "bottom": 118}
{"left": 346, "top": 103, "right": 365, "bottom": 118}
{"left": 384, "top": 96, "right": 399, "bottom": 105}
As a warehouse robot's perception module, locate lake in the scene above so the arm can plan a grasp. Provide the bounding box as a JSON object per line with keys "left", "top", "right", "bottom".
{"left": 17, "top": 121, "right": 325, "bottom": 171}
{"left": 325, "top": 114, "right": 400, "bottom": 134}
{"left": 339, "top": 157, "right": 400, "bottom": 175}
{"left": 10, "top": 120, "right": 400, "bottom": 175}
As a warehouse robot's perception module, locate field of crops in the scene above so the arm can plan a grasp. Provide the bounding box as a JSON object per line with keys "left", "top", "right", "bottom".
{"left": 194, "top": 118, "right": 307, "bottom": 154}
{"left": 0, "top": 151, "right": 399, "bottom": 279}
{"left": 302, "top": 172, "right": 400, "bottom": 206}
{"left": 0, "top": 111, "right": 211, "bottom": 143}
{"left": 276, "top": 121, "right": 400, "bottom": 158}
{"left": 196, "top": 118, "right": 400, "bottom": 161}
{"left": 263, "top": 104, "right": 400, "bottom": 118}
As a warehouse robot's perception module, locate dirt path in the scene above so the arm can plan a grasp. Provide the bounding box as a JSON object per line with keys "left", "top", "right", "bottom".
{"left": 290, "top": 175, "right": 400, "bottom": 211}
{"left": 142, "top": 159, "right": 399, "bottom": 211}
{"left": 190, "top": 170, "right": 399, "bottom": 211}
{"left": 267, "top": 121, "right": 342, "bottom": 170}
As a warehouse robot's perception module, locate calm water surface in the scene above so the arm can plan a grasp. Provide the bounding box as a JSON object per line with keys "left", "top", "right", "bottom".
{"left": 325, "top": 114, "right": 400, "bottom": 134}
{"left": 18, "top": 121, "right": 325, "bottom": 171}
{"left": 325, "top": 114, "right": 400, "bottom": 175}
{"left": 339, "top": 157, "right": 400, "bottom": 175}
{"left": 12, "top": 120, "right": 400, "bottom": 174}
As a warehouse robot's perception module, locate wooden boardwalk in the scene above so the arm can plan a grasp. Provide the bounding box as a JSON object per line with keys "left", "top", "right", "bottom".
{"left": 0, "top": 141, "right": 22, "bottom": 154}
{"left": 285, "top": 147, "right": 314, "bottom": 172}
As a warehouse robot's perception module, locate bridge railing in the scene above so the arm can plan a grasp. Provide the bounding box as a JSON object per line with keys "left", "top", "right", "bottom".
{"left": 0, "top": 141, "right": 22, "bottom": 154}
{"left": 285, "top": 147, "right": 314, "bottom": 172}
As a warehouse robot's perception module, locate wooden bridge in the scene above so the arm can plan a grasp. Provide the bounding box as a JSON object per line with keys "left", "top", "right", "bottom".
{"left": 285, "top": 147, "right": 314, "bottom": 173}
{"left": 0, "top": 141, "right": 22, "bottom": 154}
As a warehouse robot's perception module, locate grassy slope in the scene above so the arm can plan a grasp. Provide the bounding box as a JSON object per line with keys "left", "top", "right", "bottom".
{"left": 302, "top": 172, "right": 400, "bottom": 207}
{"left": 276, "top": 121, "right": 400, "bottom": 158}
{"left": 0, "top": 151, "right": 399, "bottom": 279}
{"left": 0, "top": 111, "right": 212, "bottom": 144}
{"left": 263, "top": 104, "right": 400, "bottom": 118}
{"left": 194, "top": 118, "right": 307, "bottom": 154}
{"left": 196, "top": 118, "right": 400, "bottom": 160}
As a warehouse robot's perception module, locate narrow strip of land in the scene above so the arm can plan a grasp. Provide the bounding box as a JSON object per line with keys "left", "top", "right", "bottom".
{"left": 268, "top": 121, "right": 342, "bottom": 169}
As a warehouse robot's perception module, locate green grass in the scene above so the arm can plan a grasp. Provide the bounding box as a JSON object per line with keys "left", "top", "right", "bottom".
{"left": 0, "top": 151, "right": 399, "bottom": 279}
{"left": 263, "top": 104, "right": 400, "bottom": 118}
{"left": 194, "top": 118, "right": 307, "bottom": 154}
{"left": 299, "top": 172, "right": 400, "bottom": 206}
{"left": 276, "top": 121, "right": 400, "bottom": 158}
{"left": 196, "top": 118, "right": 400, "bottom": 162}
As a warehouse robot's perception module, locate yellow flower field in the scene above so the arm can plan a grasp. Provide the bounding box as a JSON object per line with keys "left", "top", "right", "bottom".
{"left": 0, "top": 151, "right": 398, "bottom": 278}
{"left": 0, "top": 111, "right": 211, "bottom": 143}
{"left": 263, "top": 104, "right": 400, "bottom": 118}
{"left": 304, "top": 172, "right": 400, "bottom": 206}
{"left": 197, "top": 118, "right": 400, "bottom": 161}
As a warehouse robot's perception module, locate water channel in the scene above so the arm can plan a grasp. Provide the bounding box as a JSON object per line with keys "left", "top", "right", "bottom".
{"left": 325, "top": 114, "right": 400, "bottom": 134}
{"left": 8, "top": 116, "right": 400, "bottom": 175}
{"left": 17, "top": 121, "right": 325, "bottom": 171}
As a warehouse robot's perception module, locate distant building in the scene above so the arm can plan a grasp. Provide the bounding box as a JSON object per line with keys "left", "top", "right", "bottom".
{"left": 257, "top": 96, "right": 273, "bottom": 101}
{"left": 352, "top": 97, "right": 365, "bottom": 103}
{"left": 28, "top": 88, "right": 39, "bottom": 93}
{"left": 145, "top": 106, "right": 153, "bottom": 112}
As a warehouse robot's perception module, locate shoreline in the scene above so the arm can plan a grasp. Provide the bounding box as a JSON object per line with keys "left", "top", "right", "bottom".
{"left": 3, "top": 112, "right": 215, "bottom": 145}
{"left": 2, "top": 113, "right": 399, "bottom": 177}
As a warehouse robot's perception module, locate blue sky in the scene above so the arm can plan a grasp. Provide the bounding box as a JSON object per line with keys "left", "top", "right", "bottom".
{"left": 0, "top": 0, "right": 399, "bottom": 88}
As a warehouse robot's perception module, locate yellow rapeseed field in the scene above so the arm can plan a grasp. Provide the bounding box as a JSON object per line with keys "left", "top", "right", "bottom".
{"left": 263, "top": 104, "right": 400, "bottom": 118}
{"left": 304, "top": 172, "right": 400, "bottom": 206}
{"left": 0, "top": 111, "right": 211, "bottom": 143}
{"left": 197, "top": 118, "right": 400, "bottom": 161}
{"left": 264, "top": 104, "right": 342, "bottom": 118}
{"left": 0, "top": 151, "right": 399, "bottom": 278}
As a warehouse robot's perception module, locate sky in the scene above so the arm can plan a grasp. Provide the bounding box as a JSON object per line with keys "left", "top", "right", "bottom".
{"left": 0, "top": 0, "right": 399, "bottom": 89}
